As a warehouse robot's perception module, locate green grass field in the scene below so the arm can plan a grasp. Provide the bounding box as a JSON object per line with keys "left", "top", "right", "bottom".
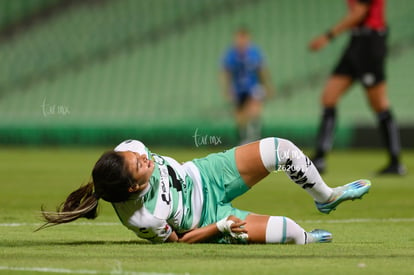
{"left": 1, "top": 146, "right": 413, "bottom": 275}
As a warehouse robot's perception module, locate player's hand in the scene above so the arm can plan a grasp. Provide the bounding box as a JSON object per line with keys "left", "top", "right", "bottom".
{"left": 216, "top": 216, "right": 247, "bottom": 234}
{"left": 227, "top": 216, "right": 247, "bottom": 234}
{"left": 309, "top": 35, "right": 329, "bottom": 52}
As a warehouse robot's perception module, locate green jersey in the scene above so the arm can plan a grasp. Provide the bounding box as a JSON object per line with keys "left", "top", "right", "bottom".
{"left": 112, "top": 140, "right": 204, "bottom": 243}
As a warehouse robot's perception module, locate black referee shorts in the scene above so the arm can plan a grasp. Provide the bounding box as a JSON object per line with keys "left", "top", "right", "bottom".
{"left": 333, "top": 29, "right": 388, "bottom": 88}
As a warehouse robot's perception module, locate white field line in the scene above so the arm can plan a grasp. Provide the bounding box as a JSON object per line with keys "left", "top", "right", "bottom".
{"left": 1, "top": 218, "right": 414, "bottom": 227}
{"left": 0, "top": 266, "right": 97, "bottom": 274}
{"left": 0, "top": 266, "right": 188, "bottom": 275}
{"left": 0, "top": 222, "right": 119, "bottom": 227}
{"left": 298, "top": 217, "right": 414, "bottom": 224}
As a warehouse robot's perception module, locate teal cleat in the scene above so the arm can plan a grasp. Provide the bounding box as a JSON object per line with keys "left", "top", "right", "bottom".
{"left": 307, "top": 229, "right": 333, "bottom": 243}
{"left": 315, "top": 179, "right": 372, "bottom": 214}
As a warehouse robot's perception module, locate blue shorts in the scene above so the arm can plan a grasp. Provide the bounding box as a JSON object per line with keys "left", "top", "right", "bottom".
{"left": 234, "top": 85, "right": 265, "bottom": 108}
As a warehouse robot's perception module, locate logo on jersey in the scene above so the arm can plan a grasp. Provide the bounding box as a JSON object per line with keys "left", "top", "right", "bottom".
{"left": 152, "top": 153, "right": 165, "bottom": 165}
{"left": 163, "top": 224, "right": 171, "bottom": 234}
{"left": 159, "top": 164, "right": 171, "bottom": 205}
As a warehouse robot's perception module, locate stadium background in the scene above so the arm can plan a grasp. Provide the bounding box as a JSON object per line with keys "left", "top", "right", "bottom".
{"left": 0, "top": 0, "right": 413, "bottom": 148}
{"left": 1, "top": 2, "right": 414, "bottom": 274}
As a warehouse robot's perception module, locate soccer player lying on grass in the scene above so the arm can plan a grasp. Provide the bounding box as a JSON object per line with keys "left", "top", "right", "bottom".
{"left": 38, "top": 138, "right": 371, "bottom": 244}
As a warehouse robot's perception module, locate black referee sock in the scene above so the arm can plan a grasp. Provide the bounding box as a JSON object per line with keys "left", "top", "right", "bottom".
{"left": 377, "top": 109, "right": 401, "bottom": 165}
{"left": 314, "top": 107, "right": 336, "bottom": 159}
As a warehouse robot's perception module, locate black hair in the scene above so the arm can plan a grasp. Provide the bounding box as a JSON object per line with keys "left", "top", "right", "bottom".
{"left": 36, "top": 151, "right": 135, "bottom": 231}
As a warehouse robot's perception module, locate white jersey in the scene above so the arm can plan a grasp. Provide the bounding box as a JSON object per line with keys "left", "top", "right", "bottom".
{"left": 112, "top": 140, "right": 203, "bottom": 243}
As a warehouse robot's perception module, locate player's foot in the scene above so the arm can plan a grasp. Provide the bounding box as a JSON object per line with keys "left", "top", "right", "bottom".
{"left": 312, "top": 157, "right": 326, "bottom": 174}
{"left": 377, "top": 163, "right": 406, "bottom": 176}
{"left": 307, "top": 229, "right": 332, "bottom": 243}
{"left": 315, "top": 179, "right": 371, "bottom": 214}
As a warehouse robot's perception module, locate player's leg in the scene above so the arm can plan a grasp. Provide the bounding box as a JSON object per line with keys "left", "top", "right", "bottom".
{"left": 235, "top": 94, "right": 250, "bottom": 144}
{"left": 235, "top": 141, "right": 269, "bottom": 185}
{"left": 366, "top": 82, "right": 389, "bottom": 112}
{"left": 235, "top": 108, "right": 247, "bottom": 142}
{"left": 244, "top": 214, "right": 331, "bottom": 244}
{"left": 235, "top": 95, "right": 262, "bottom": 145}
{"left": 313, "top": 75, "right": 353, "bottom": 173}
{"left": 365, "top": 82, "right": 405, "bottom": 175}
{"left": 235, "top": 138, "right": 371, "bottom": 213}
{"left": 243, "top": 97, "right": 262, "bottom": 143}
{"left": 358, "top": 30, "right": 405, "bottom": 175}
{"left": 236, "top": 139, "right": 332, "bottom": 202}
{"left": 237, "top": 139, "right": 334, "bottom": 202}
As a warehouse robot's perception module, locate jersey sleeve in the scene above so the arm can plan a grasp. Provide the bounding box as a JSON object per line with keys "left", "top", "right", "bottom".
{"left": 114, "top": 139, "right": 149, "bottom": 157}
{"left": 113, "top": 202, "right": 173, "bottom": 244}
{"left": 130, "top": 216, "right": 173, "bottom": 244}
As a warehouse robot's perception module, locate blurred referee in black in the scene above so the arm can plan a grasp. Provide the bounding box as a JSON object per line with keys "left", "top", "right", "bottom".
{"left": 309, "top": 0, "right": 405, "bottom": 175}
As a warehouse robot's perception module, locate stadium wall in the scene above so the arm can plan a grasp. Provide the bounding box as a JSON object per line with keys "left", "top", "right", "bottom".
{"left": 0, "top": 0, "right": 413, "bottom": 147}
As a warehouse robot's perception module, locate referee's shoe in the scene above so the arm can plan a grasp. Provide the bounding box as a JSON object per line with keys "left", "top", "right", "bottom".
{"left": 377, "top": 163, "right": 406, "bottom": 176}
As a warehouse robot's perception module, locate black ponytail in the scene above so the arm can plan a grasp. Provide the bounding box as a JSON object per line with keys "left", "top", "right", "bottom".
{"left": 36, "top": 151, "right": 135, "bottom": 231}
{"left": 36, "top": 182, "right": 98, "bottom": 231}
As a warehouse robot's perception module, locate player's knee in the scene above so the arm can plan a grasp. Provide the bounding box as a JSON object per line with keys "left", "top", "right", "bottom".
{"left": 259, "top": 137, "right": 277, "bottom": 172}
{"left": 259, "top": 137, "right": 302, "bottom": 172}
{"left": 259, "top": 137, "right": 301, "bottom": 170}
{"left": 248, "top": 100, "right": 262, "bottom": 115}
{"left": 277, "top": 138, "right": 296, "bottom": 150}
{"left": 277, "top": 138, "right": 300, "bottom": 160}
{"left": 321, "top": 88, "right": 340, "bottom": 107}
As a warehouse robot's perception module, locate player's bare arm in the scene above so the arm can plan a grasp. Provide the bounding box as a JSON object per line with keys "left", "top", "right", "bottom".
{"left": 167, "top": 216, "right": 247, "bottom": 244}
{"left": 309, "top": 2, "right": 369, "bottom": 51}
